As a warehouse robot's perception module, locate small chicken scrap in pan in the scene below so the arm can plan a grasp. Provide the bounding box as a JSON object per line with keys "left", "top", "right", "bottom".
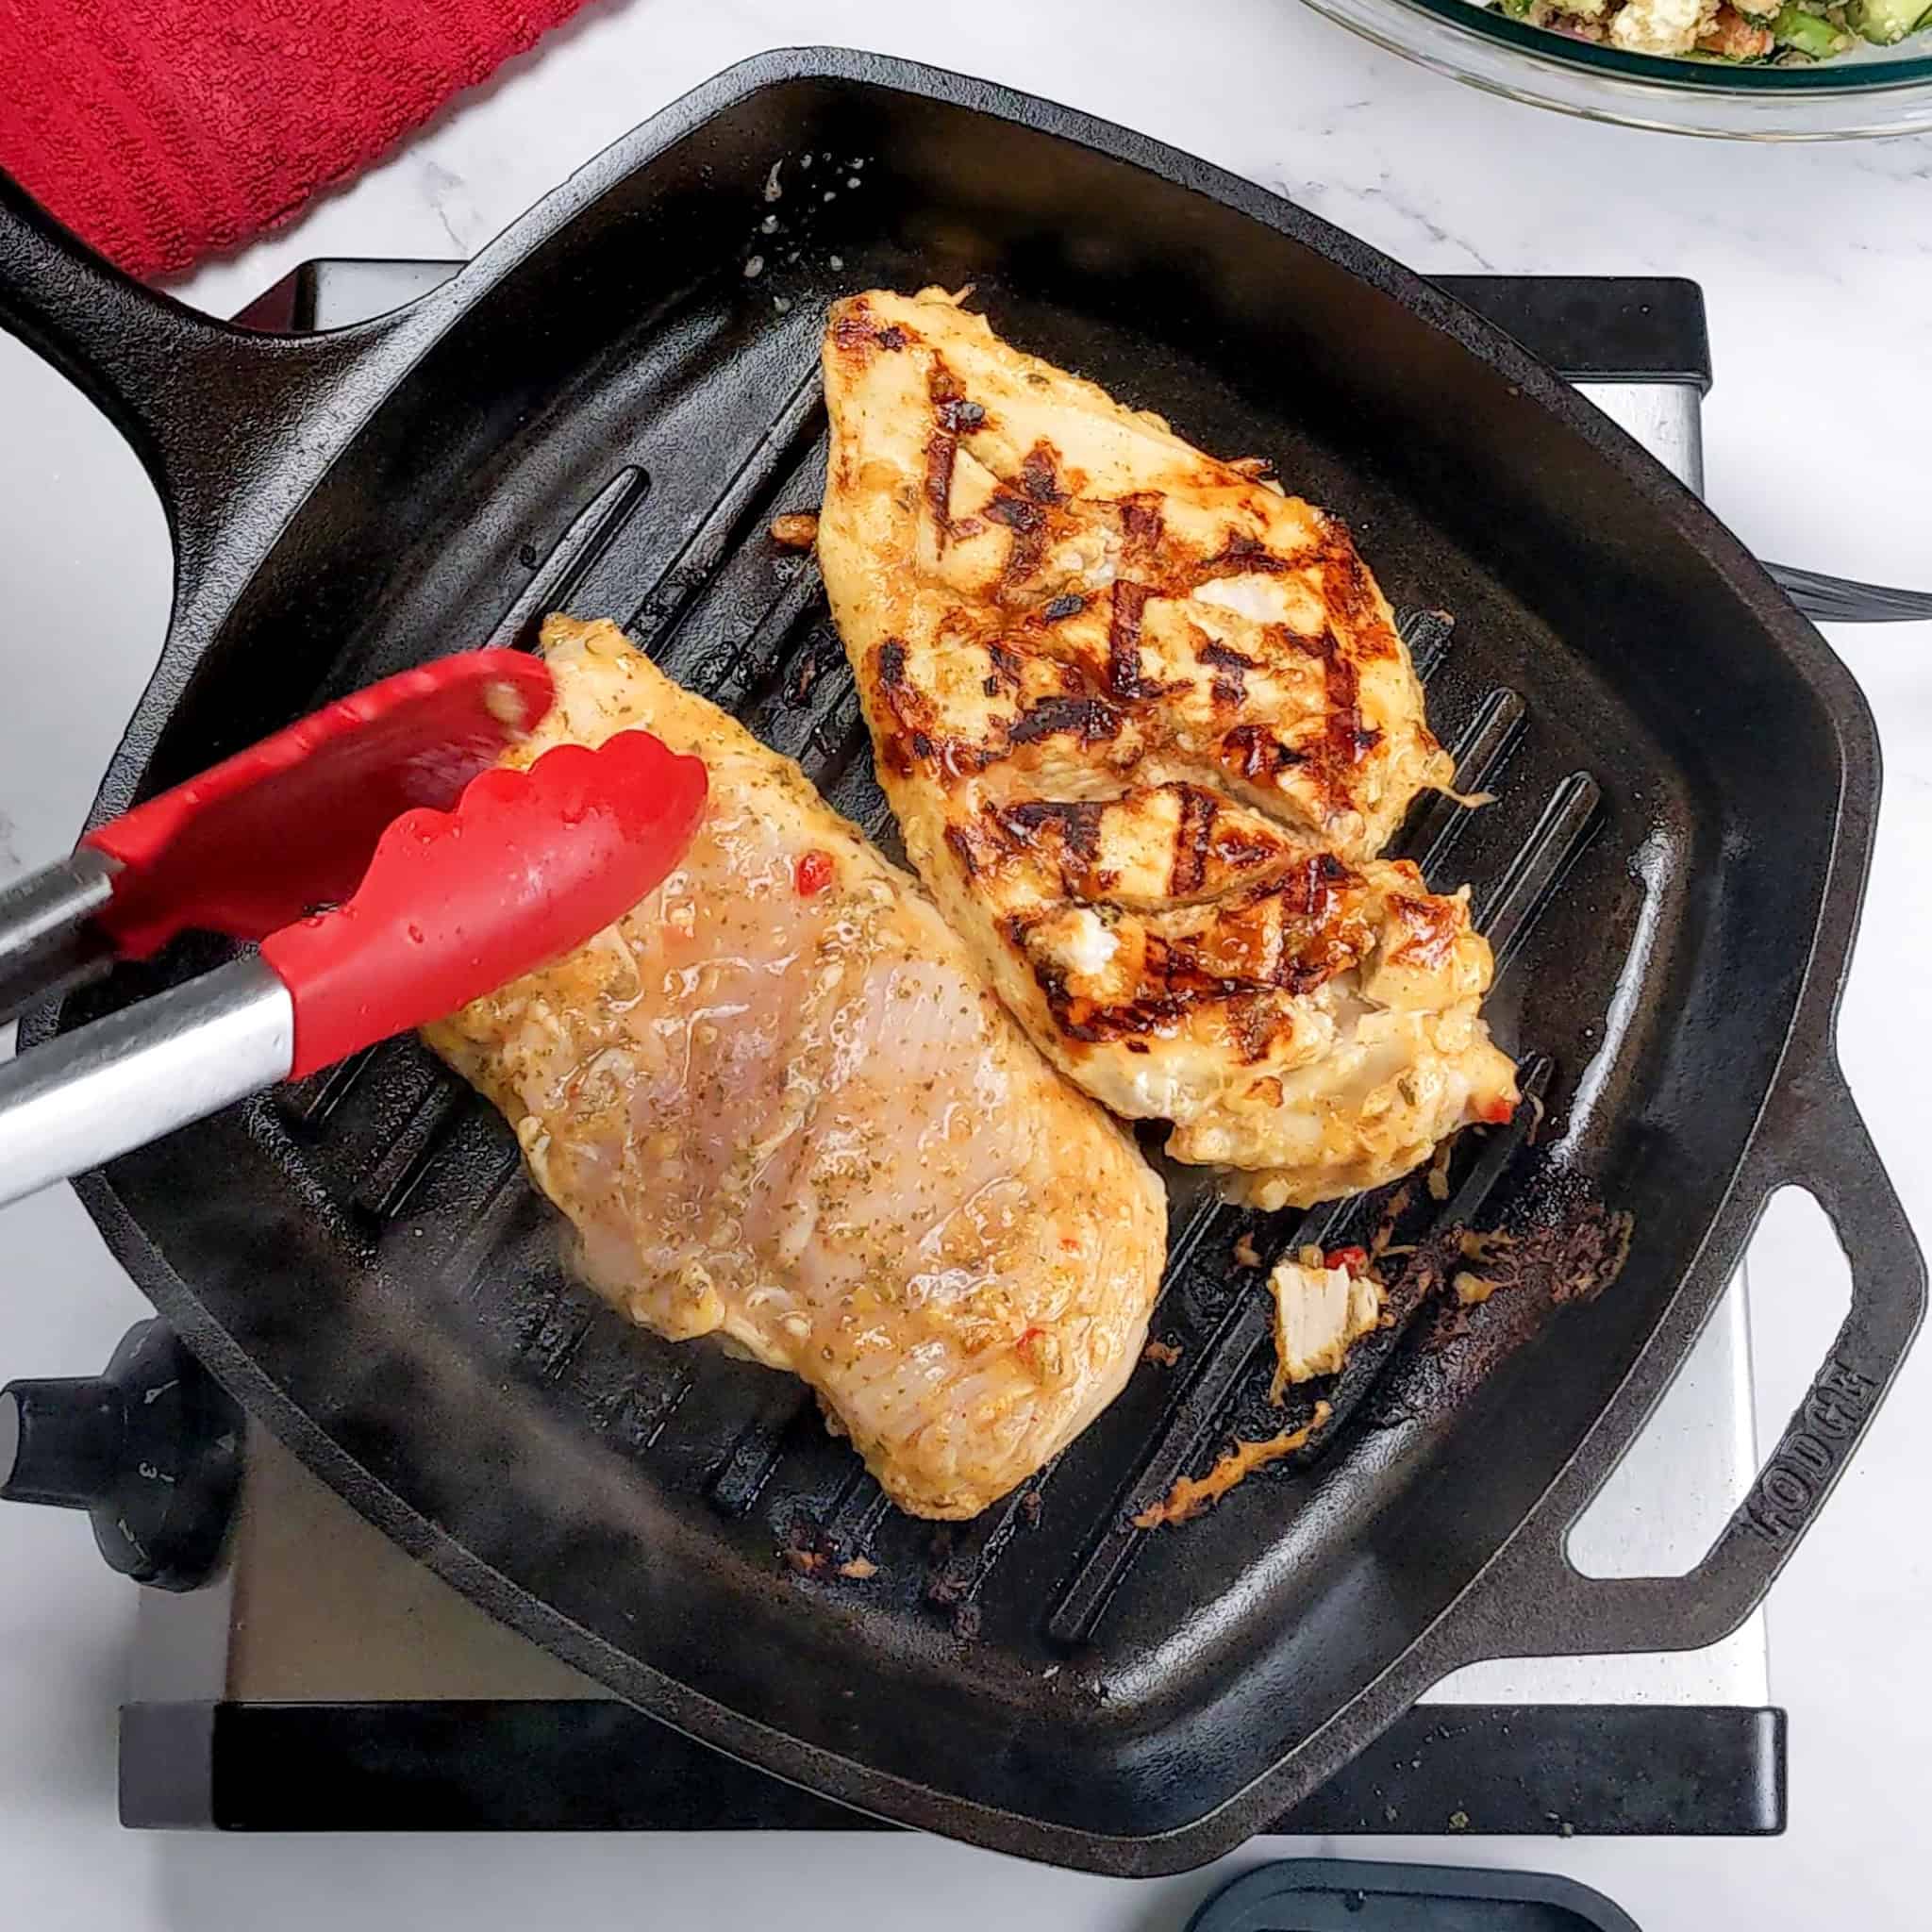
{"left": 426, "top": 617, "right": 1167, "bottom": 1520}
{"left": 1269, "top": 1245, "right": 1384, "bottom": 1396}
{"left": 819, "top": 289, "right": 1517, "bottom": 1214}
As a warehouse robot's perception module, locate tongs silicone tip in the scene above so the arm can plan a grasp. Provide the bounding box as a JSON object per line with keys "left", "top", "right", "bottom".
{"left": 264, "top": 728, "right": 708, "bottom": 1077}
{"left": 0, "top": 655, "right": 708, "bottom": 1209}
{"left": 82, "top": 649, "right": 558, "bottom": 958}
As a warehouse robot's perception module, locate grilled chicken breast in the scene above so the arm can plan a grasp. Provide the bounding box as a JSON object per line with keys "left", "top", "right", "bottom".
{"left": 820, "top": 290, "right": 1517, "bottom": 1208}
{"left": 425, "top": 617, "right": 1167, "bottom": 1519}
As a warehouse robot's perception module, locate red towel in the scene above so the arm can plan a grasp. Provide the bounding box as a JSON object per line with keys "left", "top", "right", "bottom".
{"left": 0, "top": 0, "right": 593, "bottom": 280}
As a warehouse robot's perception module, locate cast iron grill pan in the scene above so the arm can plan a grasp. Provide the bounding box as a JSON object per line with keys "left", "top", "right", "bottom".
{"left": 0, "top": 50, "right": 1919, "bottom": 1875}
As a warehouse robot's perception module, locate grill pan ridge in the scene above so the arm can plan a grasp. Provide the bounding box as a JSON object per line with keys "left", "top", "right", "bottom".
{"left": 0, "top": 49, "right": 1921, "bottom": 1875}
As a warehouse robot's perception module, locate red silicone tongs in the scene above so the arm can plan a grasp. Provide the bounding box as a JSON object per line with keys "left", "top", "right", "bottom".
{"left": 0, "top": 651, "right": 707, "bottom": 1209}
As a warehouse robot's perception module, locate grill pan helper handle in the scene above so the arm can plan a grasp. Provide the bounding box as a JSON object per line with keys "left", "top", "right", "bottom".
{"left": 0, "top": 730, "right": 707, "bottom": 1210}
{"left": 1466, "top": 1049, "right": 1923, "bottom": 1661}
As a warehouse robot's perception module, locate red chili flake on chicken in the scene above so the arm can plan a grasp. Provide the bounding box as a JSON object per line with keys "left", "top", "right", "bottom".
{"left": 1323, "top": 1245, "right": 1370, "bottom": 1276}
{"left": 794, "top": 849, "right": 835, "bottom": 896}
{"left": 1479, "top": 1097, "right": 1516, "bottom": 1125}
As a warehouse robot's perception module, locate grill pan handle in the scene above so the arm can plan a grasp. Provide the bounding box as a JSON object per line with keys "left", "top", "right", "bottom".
{"left": 1465, "top": 1054, "right": 1923, "bottom": 1662}
{"left": 0, "top": 172, "right": 425, "bottom": 622}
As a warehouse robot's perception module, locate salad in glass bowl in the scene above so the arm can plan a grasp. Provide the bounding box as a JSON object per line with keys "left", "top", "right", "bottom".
{"left": 1299, "top": 0, "right": 1932, "bottom": 133}
{"left": 1488, "top": 0, "right": 1925, "bottom": 63}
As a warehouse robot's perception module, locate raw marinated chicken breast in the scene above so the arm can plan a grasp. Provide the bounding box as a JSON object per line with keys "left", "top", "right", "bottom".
{"left": 818, "top": 290, "right": 1518, "bottom": 1208}
{"left": 425, "top": 616, "right": 1167, "bottom": 1519}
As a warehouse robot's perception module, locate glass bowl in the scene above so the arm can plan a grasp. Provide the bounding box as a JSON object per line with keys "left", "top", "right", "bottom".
{"left": 1297, "top": 0, "right": 1932, "bottom": 134}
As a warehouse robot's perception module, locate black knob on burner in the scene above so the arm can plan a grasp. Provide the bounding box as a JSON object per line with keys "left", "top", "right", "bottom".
{"left": 1, "top": 1318, "right": 243, "bottom": 1591}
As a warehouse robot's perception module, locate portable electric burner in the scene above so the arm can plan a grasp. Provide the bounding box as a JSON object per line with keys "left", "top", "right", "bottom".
{"left": 0, "top": 257, "right": 1785, "bottom": 1841}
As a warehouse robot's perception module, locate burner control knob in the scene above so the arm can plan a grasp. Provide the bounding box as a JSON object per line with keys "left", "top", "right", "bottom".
{"left": 1, "top": 1318, "right": 242, "bottom": 1591}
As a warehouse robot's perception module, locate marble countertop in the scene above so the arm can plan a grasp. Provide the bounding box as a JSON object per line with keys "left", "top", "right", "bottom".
{"left": 3, "top": 2, "right": 1929, "bottom": 1927}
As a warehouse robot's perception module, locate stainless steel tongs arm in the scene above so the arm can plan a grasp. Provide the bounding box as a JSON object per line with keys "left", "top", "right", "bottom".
{"left": 0, "top": 847, "right": 121, "bottom": 1028}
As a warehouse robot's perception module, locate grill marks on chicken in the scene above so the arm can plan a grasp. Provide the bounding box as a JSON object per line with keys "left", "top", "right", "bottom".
{"left": 834, "top": 312, "right": 1442, "bottom": 855}
{"left": 425, "top": 617, "right": 1167, "bottom": 1520}
{"left": 819, "top": 290, "right": 1518, "bottom": 1208}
